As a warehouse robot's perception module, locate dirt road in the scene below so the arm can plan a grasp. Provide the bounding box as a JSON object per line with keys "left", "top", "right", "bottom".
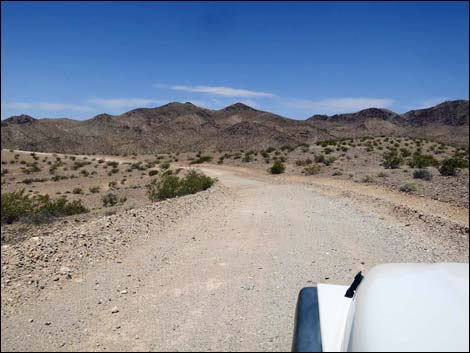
{"left": 1, "top": 165, "right": 468, "bottom": 351}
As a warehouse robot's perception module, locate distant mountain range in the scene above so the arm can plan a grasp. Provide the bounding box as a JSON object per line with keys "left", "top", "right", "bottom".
{"left": 1, "top": 100, "right": 468, "bottom": 154}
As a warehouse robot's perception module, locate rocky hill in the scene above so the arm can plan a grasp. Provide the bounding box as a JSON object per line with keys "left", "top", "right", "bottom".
{"left": 306, "top": 100, "right": 469, "bottom": 146}
{"left": 1, "top": 100, "right": 468, "bottom": 154}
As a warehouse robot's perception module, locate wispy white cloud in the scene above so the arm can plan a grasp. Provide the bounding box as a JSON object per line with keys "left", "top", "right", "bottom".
{"left": 3, "top": 101, "right": 94, "bottom": 112}
{"left": 285, "top": 97, "right": 395, "bottom": 114}
{"left": 87, "top": 98, "right": 164, "bottom": 109}
{"left": 156, "top": 84, "right": 275, "bottom": 98}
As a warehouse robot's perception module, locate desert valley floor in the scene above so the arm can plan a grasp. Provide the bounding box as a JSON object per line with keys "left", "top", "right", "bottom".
{"left": 1, "top": 137, "right": 469, "bottom": 351}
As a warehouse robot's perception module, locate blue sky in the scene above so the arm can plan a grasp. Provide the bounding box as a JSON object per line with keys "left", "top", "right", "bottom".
{"left": 1, "top": 1, "right": 469, "bottom": 120}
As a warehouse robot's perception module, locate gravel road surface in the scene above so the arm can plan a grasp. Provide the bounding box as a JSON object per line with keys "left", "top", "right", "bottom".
{"left": 1, "top": 165, "right": 468, "bottom": 351}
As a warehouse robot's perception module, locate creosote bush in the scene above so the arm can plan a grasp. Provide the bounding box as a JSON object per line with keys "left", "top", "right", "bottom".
{"left": 147, "top": 170, "right": 215, "bottom": 202}
{"left": 362, "top": 175, "right": 375, "bottom": 183}
{"left": 439, "top": 158, "right": 467, "bottom": 176}
{"left": 1, "top": 189, "right": 88, "bottom": 224}
{"left": 189, "top": 156, "right": 212, "bottom": 165}
{"left": 102, "top": 192, "right": 119, "bottom": 207}
{"left": 72, "top": 187, "right": 83, "bottom": 194}
{"left": 408, "top": 153, "right": 439, "bottom": 169}
{"left": 269, "top": 160, "right": 285, "bottom": 174}
{"left": 413, "top": 169, "right": 432, "bottom": 181}
{"left": 303, "top": 164, "right": 321, "bottom": 175}
{"left": 89, "top": 186, "right": 101, "bottom": 193}
{"left": 400, "top": 182, "right": 418, "bottom": 193}
{"left": 383, "top": 151, "right": 403, "bottom": 169}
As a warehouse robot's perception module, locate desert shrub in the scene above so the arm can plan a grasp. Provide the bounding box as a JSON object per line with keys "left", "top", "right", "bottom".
{"left": 260, "top": 151, "right": 269, "bottom": 158}
{"left": 269, "top": 160, "right": 285, "bottom": 174}
{"left": 400, "top": 148, "right": 412, "bottom": 158}
{"left": 102, "top": 193, "right": 119, "bottom": 207}
{"left": 318, "top": 140, "right": 337, "bottom": 147}
{"left": 323, "top": 147, "right": 334, "bottom": 154}
{"left": 295, "top": 159, "right": 313, "bottom": 167}
{"left": 51, "top": 175, "right": 69, "bottom": 182}
{"left": 280, "top": 145, "right": 294, "bottom": 152}
{"left": 454, "top": 149, "right": 469, "bottom": 160}
{"left": 131, "top": 162, "right": 146, "bottom": 171}
{"left": 439, "top": 158, "right": 467, "bottom": 176}
{"left": 21, "top": 178, "right": 48, "bottom": 184}
{"left": 26, "top": 196, "right": 88, "bottom": 224}
{"left": 400, "top": 182, "right": 418, "bottom": 193}
{"left": 22, "top": 163, "right": 41, "bottom": 174}
{"left": 80, "top": 170, "right": 90, "bottom": 177}
{"left": 377, "top": 171, "right": 388, "bottom": 178}
{"left": 106, "top": 161, "right": 119, "bottom": 168}
{"left": 89, "top": 186, "right": 100, "bottom": 193}
{"left": 303, "top": 164, "right": 321, "bottom": 175}
{"left": 177, "top": 170, "right": 215, "bottom": 196}
{"left": 408, "top": 153, "right": 438, "bottom": 168}
{"left": 266, "top": 147, "right": 276, "bottom": 153}
{"left": 149, "top": 170, "right": 159, "bottom": 176}
{"left": 72, "top": 187, "right": 83, "bottom": 194}
{"left": 314, "top": 154, "right": 326, "bottom": 164}
{"left": 147, "top": 175, "right": 180, "bottom": 201}
{"left": 413, "top": 169, "right": 432, "bottom": 181}
{"left": 1, "top": 168, "right": 9, "bottom": 176}
{"left": 323, "top": 156, "right": 337, "bottom": 166}
{"left": 362, "top": 175, "right": 375, "bottom": 183}
{"left": 108, "top": 181, "right": 117, "bottom": 189}
{"left": 72, "top": 160, "right": 91, "bottom": 170}
{"left": 1, "top": 190, "right": 88, "bottom": 224}
{"left": 147, "top": 170, "right": 215, "bottom": 201}
{"left": 1, "top": 189, "right": 35, "bottom": 224}
{"left": 242, "top": 152, "right": 254, "bottom": 163}
{"left": 189, "top": 156, "right": 212, "bottom": 165}
{"left": 383, "top": 151, "right": 403, "bottom": 169}
{"left": 232, "top": 152, "right": 242, "bottom": 160}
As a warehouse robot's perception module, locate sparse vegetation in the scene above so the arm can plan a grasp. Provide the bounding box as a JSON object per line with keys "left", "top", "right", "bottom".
{"left": 269, "top": 160, "right": 285, "bottom": 174}
{"left": 408, "top": 153, "right": 439, "bottom": 168}
{"left": 147, "top": 170, "right": 215, "bottom": 201}
{"left": 303, "top": 164, "right": 321, "bottom": 175}
{"left": 189, "top": 156, "right": 213, "bottom": 165}
{"left": 413, "top": 169, "right": 432, "bottom": 181}
{"left": 383, "top": 151, "right": 403, "bottom": 169}
{"left": 1, "top": 189, "right": 88, "bottom": 224}
{"left": 89, "top": 186, "right": 101, "bottom": 193}
{"left": 439, "top": 158, "right": 466, "bottom": 176}
{"left": 400, "top": 182, "right": 418, "bottom": 193}
{"left": 102, "top": 192, "right": 119, "bottom": 207}
{"left": 72, "top": 187, "right": 83, "bottom": 194}
{"left": 295, "top": 159, "right": 313, "bottom": 167}
{"left": 362, "top": 175, "right": 375, "bottom": 183}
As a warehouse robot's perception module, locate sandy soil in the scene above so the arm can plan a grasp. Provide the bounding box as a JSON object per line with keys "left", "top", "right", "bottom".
{"left": 1, "top": 163, "right": 468, "bottom": 352}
